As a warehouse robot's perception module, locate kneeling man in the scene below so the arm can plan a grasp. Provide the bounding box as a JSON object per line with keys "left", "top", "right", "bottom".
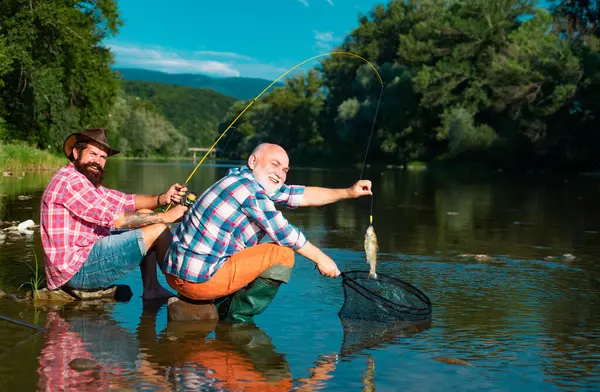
{"left": 163, "top": 143, "right": 372, "bottom": 322}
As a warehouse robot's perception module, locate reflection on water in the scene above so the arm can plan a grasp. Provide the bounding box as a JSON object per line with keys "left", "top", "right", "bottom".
{"left": 0, "top": 160, "right": 600, "bottom": 390}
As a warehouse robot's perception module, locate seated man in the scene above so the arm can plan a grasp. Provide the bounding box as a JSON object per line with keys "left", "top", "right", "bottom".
{"left": 41, "top": 128, "right": 188, "bottom": 299}
{"left": 163, "top": 142, "right": 372, "bottom": 322}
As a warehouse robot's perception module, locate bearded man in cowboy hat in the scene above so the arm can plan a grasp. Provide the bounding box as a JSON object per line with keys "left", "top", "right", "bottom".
{"left": 40, "top": 128, "right": 188, "bottom": 299}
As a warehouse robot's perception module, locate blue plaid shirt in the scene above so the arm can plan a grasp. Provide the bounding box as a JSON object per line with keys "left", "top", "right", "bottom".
{"left": 163, "top": 166, "right": 307, "bottom": 283}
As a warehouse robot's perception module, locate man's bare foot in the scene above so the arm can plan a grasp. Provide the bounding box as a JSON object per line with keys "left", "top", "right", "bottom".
{"left": 142, "top": 285, "right": 175, "bottom": 300}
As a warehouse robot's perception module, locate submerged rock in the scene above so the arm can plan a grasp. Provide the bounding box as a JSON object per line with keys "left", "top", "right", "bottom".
{"left": 433, "top": 356, "right": 473, "bottom": 366}
{"left": 69, "top": 358, "right": 99, "bottom": 372}
{"left": 167, "top": 296, "right": 218, "bottom": 322}
{"left": 0, "top": 289, "right": 29, "bottom": 302}
{"left": 458, "top": 254, "right": 493, "bottom": 262}
{"left": 545, "top": 254, "right": 576, "bottom": 262}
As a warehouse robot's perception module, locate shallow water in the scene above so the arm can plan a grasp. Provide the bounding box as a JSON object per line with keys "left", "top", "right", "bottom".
{"left": 1, "top": 160, "right": 600, "bottom": 391}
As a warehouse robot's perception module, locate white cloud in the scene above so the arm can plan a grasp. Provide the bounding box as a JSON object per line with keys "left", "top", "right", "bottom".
{"left": 194, "top": 51, "right": 255, "bottom": 61}
{"left": 236, "top": 63, "right": 289, "bottom": 80}
{"left": 296, "top": 0, "right": 309, "bottom": 7}
{"left": 314, "top": 31, "right": 335, "bottom": 42}
{"left": 313, "top": 30, "right": 341, "bottom": 51}
{"left": 108, "top": 44, "right": 291, "bottom": 80}
{"left": 109, "top": 45, "right": 240, "bottom": 77}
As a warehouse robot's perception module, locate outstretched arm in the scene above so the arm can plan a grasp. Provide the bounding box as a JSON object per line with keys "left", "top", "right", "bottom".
{"left": 299, "top": 180, "right": 372, "bottom": 207}
{"left": 113, "top": 206, "right": 188, "bottom": 229}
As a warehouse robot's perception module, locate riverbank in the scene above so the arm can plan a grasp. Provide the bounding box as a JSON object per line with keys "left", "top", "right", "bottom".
{"left": 0, "top": 143, "right": 64, "bottom": 172}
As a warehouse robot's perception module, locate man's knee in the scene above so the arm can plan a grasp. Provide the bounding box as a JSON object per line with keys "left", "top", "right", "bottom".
{"left": 140, "top": 223, "right": 169, "bottom": 246}
{"left": 267, "top": 244, "right": 294, "bottom": 268}
{"left": 280, "top": 246, "right": 295, "bottom": 268}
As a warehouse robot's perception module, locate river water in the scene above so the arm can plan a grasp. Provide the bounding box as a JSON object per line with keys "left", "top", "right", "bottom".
{"left": 0, "top": 160, "right": 599, "bottom": 391}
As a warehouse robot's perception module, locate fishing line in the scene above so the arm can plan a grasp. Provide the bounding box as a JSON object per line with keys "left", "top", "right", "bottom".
{"left": 219, "top": 126, "right": 237, "bottom": 158}
{"left": 358, "top": 87, "right": 384, "bottom": 225}
{"left": 165, "top": 51, "right": 384, "bottom": 214}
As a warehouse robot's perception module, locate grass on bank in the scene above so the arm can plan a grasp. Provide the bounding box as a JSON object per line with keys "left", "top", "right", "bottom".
{"left": 0, "top": 142, "right": 65, "bottom": 172}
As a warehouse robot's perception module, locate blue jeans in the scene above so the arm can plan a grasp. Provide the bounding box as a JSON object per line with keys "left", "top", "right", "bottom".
{"left": 66, "top": 229, "right": 147, "bottom": 290}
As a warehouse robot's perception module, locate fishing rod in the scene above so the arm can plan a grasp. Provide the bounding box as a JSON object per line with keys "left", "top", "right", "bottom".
{"left": 165, "top": 50, "right": 384, "bottom": 224}
{"left": 0, "top": 314, "right": 47, "bottom": 332}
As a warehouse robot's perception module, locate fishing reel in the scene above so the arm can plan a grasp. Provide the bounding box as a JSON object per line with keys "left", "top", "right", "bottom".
{"left": 181, "top": 191, "right": 198, "bottom": 208}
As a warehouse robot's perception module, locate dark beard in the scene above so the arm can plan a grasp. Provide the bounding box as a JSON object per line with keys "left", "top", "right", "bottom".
{"left": 74, "top": 159, "right": 104, "bottom": 187}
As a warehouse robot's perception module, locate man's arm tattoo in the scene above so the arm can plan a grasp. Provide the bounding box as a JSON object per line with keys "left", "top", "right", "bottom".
{"left": 120, "top": 211, "right": 164, "bottom": 229}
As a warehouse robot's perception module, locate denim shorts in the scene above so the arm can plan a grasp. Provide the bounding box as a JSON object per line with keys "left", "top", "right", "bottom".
{"left": 66, "top": 229, "right": 147, "bottom": 290}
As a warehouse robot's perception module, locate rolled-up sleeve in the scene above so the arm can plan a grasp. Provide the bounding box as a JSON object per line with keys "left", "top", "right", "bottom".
{"left": 242, "top": 193, "right": 307, "bottom": 250}
{"left": 103, "top": 187, "right": 136, "bottom": 212}
{"left": 62, "top": 178, "right": 122, "bottom": 228}
{"left": 270, "top": 184, "right": 305, "bottom": 209}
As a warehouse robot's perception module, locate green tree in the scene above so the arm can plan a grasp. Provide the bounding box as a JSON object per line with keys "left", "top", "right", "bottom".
{"left": 0, "top": 0, "right": 121, "bottom": 150}
{"left": 120, "top": 81, "right": 237, "bottom": 147}
{"left": 107, "top": 92, "right": 189, "bottom": 157}
{"left": 218, "top": 70, "right": 326, "bottom": 162}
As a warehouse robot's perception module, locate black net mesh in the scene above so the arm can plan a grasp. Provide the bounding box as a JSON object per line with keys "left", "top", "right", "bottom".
{"left": 339, "top": 271, "right": 432, "bottom": 323}
{"left": 339, "top": 317, "right": 431, "bottom": 357}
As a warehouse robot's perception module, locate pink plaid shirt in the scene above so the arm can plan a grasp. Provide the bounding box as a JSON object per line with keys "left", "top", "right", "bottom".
{"left": 37, "top": 312, "right": 116, "bottom": 391}
{"left": 40, "top": 162, "right": 136, "bottom": 290}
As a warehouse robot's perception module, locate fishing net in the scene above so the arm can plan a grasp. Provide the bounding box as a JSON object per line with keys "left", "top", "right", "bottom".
{"left": 339, "top": 270, "right": 432, "bottom": 323}
{"left": 338, "top": 317, "right": 431, "bottom": 357}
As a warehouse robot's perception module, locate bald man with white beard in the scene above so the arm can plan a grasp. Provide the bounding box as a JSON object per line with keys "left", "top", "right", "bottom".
{"left": 163, "top": 143, "right": 373, "bottom": 323}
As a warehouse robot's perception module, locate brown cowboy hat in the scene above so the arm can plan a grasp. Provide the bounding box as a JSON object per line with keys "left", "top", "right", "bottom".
{"left": 63, "top": 128, "right": 120, "bottom": 161}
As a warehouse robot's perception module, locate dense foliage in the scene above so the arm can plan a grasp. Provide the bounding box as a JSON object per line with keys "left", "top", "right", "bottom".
{"left": 0, "top": 0, "right": 121, "bottom": 150}
{"left": 120, "top": 81, "right": 237, "bottom": 147}
{"left": 2, "top": 0, "right": 600, "bottom": 170}
{"left": 219, "top": 0, "right": 600, "bottom": 170}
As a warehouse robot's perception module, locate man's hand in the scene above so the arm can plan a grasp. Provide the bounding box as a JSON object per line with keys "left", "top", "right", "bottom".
{"left": 296, "top": 241, "right": 341, "bottom": 278}
{"left": 301, "top": 180, "right": 373, "bottom": 207}
{"left": 346, "top": 180, "right": 372, "bottom": 198}
{"left": 160, "top": 183, "right": 188, "bottom": 206}
{"left": 315, "top": 255, "right": 341, "bottom": 278}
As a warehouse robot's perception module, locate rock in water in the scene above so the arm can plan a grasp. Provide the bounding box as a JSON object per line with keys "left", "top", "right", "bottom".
{"left": 31, "top": 289, "right": 75, "bottom": 302}
{"left": 17, "top": 220, "right": 35, "bottom": 233}
{"left": 433, "top": 356, "right": 473, "bottom": 366}
{"left": 167, "top": 296, "right": 218, "bottom": 321}
{"left": 69, "top": 358, "right": 99, "bottom": 372}
{"left": 32, "top": 285, "right": 133, "bottom": 302}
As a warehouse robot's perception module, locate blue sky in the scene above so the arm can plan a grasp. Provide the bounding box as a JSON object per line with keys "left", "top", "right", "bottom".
{"left": 105, "top": 0, "right": 385, "bottom": 80}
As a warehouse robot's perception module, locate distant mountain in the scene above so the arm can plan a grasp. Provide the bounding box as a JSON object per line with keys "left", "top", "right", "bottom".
{"left": 115, "top": 68, "right": 283, "bottom": 101}
{"left": 120, "top": 80, "right": 237, "bottom": 146}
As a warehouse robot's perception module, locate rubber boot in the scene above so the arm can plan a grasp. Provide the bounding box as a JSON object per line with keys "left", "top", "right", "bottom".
{"left": 218, "top": 265, "right": 292, "bottom": 324}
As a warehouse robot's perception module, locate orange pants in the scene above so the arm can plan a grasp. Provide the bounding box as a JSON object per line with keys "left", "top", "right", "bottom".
{"left": 166, "top": 243, "right": 294, "bottom": 301}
